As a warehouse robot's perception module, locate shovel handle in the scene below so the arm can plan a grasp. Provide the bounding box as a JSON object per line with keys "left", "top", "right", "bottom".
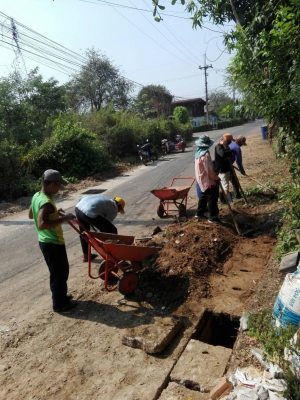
{"left": 232, "top": 166, "right": 275, "bottom": 195}
{"left": 220, "top": 183, "right": 243, "bottom": 235}
{"left": 230, "top": 165, "right": 248, "bottom": 205}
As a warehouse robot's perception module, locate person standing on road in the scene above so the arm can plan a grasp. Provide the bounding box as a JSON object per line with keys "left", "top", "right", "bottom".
{"left": 195, "top": 135, "right": 221, "bottom": 224}
{"left": 75, "top": 195, "right": 125, "bottom": 262}
{"left": 214, "top": 133, "right": 235, "bottom": 205}
{"left": 28, "top": 169, "right": 77, "bottom": 313}
{"left": 229, "top": 135, "right": 247, "bottom": 198}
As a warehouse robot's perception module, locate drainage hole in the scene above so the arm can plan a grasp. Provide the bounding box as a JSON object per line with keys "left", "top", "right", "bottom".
{"left": 191, "top": 311, "right": 239, "bottom": 349}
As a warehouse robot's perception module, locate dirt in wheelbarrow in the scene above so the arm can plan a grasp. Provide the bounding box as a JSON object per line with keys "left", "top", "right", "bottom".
{"left": 0, "top": 132, "right": 293, "bottom": 400}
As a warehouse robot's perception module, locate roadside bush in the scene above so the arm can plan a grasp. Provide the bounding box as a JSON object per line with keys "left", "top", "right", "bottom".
{"left": 192, "top": 119, "right": 245, "bottom": 134}
{"left": 248, "top": 310, "right": 300, "bottom": 399}
{"left": 30, "top": 116, "right": 112, "bottom": 179}
{"left": 82, "top": 109, "right": 193, "bottom": 157}
{"left": 0, "top": 139, "right": 27, "bottom": 200}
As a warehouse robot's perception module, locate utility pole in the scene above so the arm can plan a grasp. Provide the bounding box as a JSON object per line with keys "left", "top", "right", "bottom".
{"left": 233, "top": 82, "right": 236, "bottom": 119}
{"left": 199, "top": 62, "right": 213, "bottom": 125}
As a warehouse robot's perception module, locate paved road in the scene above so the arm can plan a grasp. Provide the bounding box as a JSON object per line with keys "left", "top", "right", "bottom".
{"left": 0, "top": 121, "right": 263, "bottom": 291}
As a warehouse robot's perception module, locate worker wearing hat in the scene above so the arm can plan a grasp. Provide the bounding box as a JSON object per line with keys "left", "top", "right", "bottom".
{"left": 229, "top": 135, "right": 247, "bottom": 198}
{"left": 214, "top": 133, "right": 235, "bottom": 205}
{"left": 28, "top": 169, "right": 77, "bottom": 313}
{"left": 75, "top": 195, "right": 125, "bottom": 262}
{"left": 195, "top": 134, "right": 221, "bottom": 224}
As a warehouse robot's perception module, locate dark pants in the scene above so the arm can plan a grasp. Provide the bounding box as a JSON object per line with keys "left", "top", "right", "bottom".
{"left": 196, "top": 186, "right": 219, "bottom": 218}
{"left": 75, "top": 207, "right": 118, "bottom": 255}
{"left": 39, "top": 242, "right": 69, "bottom": 309}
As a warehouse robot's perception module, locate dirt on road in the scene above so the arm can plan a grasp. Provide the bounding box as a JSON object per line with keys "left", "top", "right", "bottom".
{"left": 0, "top": 130, "right": 290, "bottom": 399}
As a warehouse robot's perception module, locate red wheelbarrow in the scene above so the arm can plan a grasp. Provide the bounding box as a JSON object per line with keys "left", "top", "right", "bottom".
{"left": 151, "top": 176, "right": 195, "bottom": 218}
{"left": 67, "top": 218, "right": 160, "bottom": 295}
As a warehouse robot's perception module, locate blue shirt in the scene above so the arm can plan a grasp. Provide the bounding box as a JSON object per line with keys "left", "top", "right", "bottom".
{"left": 229, "top": 141, "right": 245, "bottom": 175}
{"left": 76, "top": 195, "right": 118, "bottom": 221}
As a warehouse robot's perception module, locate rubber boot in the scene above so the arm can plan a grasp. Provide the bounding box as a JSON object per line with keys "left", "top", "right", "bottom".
{"left": 233, "top": 188, "right": 242, "bottom": 199}
{"left": 226, "top": 192, "right": 234, "bottom": 206}
{"left": 219, "top": 192, "right": 226, "bottom": 204}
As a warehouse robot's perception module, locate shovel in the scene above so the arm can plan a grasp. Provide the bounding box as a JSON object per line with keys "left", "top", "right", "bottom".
{"left": 230, "top": 165, "right": 248, "bottom": 205}
{"left": 233, "top": 166, "right": 275, "bottom": 195}
{"left": 219, "top": 182, "right": 243, "bottom": 235}
{"left": 220, "top": 184, "right": 258, "bottom": 237}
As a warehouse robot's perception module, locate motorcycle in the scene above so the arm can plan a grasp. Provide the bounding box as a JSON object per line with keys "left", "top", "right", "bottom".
{"left": 161, "top": 139, "right": 173, "bottom": 155}
{"left": 137, "top": 140, "right": 158, "bottom": 165}
{"left": 175, "top": 135, "right": 186, "bottom": 152}
{"left": 161, "top": 135, "right": 186, "bottom": 154}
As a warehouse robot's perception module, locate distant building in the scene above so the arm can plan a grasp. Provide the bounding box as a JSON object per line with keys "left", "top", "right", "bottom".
{"left": 171, "top": 98, "right": 206, "bottom": 118}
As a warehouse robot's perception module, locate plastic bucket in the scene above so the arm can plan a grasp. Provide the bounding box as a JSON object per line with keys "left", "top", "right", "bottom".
{"left": 261, "top": 125, "right": 267, "bottom": 140}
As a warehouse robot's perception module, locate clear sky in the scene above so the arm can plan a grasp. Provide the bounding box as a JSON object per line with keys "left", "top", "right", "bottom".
{"left": 0, "top": 0, "right": 235, "bottom": 100}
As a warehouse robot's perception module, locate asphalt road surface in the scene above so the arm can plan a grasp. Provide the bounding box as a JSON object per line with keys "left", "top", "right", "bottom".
{"left": 0, "top": 121, "right": 263, "bottom": 300}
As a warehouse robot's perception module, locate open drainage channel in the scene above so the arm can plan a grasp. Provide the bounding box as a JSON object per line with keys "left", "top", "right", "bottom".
{"left": 158, "top": 312, "right": 240, "bottom": 398}
{"left": 191, "top": 311, "right": 239, "bottom": 349}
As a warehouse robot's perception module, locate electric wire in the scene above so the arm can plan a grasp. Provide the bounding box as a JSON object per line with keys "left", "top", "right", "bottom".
{"left": 140, "top": 0, "right": 202, "bottom": 63}
{"left": 100, "top": 1, "right": 199, "bottom": 68}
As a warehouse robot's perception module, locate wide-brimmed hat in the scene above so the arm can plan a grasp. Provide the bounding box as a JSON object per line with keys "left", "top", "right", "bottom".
{"left": 42, "top": 169, "right": 69, "bottom": 185}
{"left": 195, "top": 134, "right": 214, "bottom": 148}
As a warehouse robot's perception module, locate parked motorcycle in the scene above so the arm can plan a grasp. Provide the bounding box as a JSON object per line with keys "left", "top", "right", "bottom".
{"left": 161, "top": 139, "right": 173, "bottom": 154}
{"left": 137, "top": 140, "right": 158, "bottom": 165}
{"left": 175, "top": 135, "right": 186, "bottom": 152}
{"left": 161, "top": 135, "right": 186, "bottom": 154}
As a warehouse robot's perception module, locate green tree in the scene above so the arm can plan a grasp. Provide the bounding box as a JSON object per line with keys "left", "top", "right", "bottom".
{"left": 0, "top": 68, "right": 66, "bottom": 145}
{"left": 135, "top": 84, "right": 173, "bottom": 118}
{"left": 173, "top": 106, "right": 189, "bottom": 124}
{"left": 209, "top": 90, "right": 233, "bottom": 117}
{"left": 66, "top": 48, "right": 133, "bottom": 112}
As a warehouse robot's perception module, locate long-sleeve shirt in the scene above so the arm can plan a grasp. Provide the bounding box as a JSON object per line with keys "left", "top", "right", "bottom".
{"left": 195, "top": 151, "right": 219, "bottom": 192}
{"left": 214, "top": 144, "right": 232, "bottom": 173}
{"left": 229, "top": 141, "right": 245, "bottom": 175}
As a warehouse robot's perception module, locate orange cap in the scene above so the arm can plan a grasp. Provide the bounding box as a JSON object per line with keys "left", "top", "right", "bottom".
{"left": 223, "top": 133, "right": 234, "bottom": 141}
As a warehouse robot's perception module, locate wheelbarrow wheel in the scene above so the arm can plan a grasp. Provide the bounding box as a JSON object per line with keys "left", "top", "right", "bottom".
{"left": 157, "top": 204, "right": 165, "bottom": 218}
{"left": 178, "top": 204, "right": 186, "bottom": 217}
{"left": 98, "top": 260, "right": 118, "bottom": 281}
{"left": 118, "top": 272, "right": 139, "bottom": 295}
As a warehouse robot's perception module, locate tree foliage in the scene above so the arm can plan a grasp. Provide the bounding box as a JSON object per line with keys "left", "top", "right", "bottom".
{"left": 135, "top": 84, "right": 173, "bottom": 118}
{"left": 173, "top": 106, "right": 189, "bottom": 124}
{"left": 0, "top": 68, "right": 66, "bottom": 145}
{"left": 66, "top": 49, "right": 133, "bottom": 112}
{"left": 29, "top": 115, "right": 112, "bottom": 178}
{"left": 209, "top": 90, "right": 233, "bottom": 117}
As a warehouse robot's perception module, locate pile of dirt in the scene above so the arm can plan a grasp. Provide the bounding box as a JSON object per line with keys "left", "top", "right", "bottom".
{"left": 135, "top": 223, "right": 235, "bottom": 307}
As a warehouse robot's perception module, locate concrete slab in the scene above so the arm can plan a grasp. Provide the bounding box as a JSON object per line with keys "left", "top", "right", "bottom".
{"left": 171, "top": 339, "right": 232, "bottom": 392}
{"left": 122, "top": 316, "right": 183, "bottom": 353}
{"left": 279, "top": 251, "right": 299, "bottom": 273}
{"left": 159, "top": 382, "right": 208, "bottom": 400}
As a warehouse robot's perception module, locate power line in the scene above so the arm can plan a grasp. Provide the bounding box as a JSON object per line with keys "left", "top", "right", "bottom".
{"left": 100, "top": 1, "right": 198, "bottom": 69}
{"left": 140, "top": 0, "right": 203, "bottom": 63}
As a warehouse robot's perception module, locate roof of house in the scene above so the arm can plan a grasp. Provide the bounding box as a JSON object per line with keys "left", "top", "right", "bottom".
{"left": 171, "top": 97, "right": 206, "bottom": 105}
